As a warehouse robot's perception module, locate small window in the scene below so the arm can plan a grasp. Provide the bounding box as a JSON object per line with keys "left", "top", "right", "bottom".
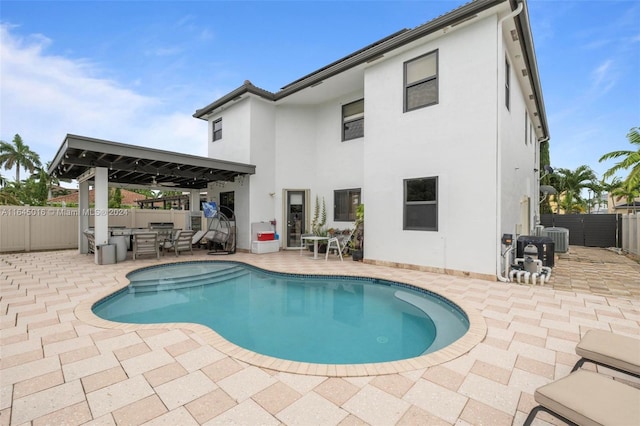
{"left": 404, "top": 51, "right": 438, "bottom": 112}
{"left": 342, "top": 99, "right": 364, "bottom": 141}
{"left": 404, "top": 177, "right": 438, "bottom": 231}
{"left": 334, "top": 188, "right": 361, "bottom": 221}
{"left": 530, "top": 123, "right": 534, "bottom": 146}
{"left": 212, "top": 118, "right": 222, "bottom": 142}
{"left": 505, "top": 58, "right": 510, "bottom": 111}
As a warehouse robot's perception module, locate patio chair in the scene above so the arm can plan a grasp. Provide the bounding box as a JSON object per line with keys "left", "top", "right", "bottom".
{"left": 191, "top": 230, "right": 206, "bottom": 246}
{"left": 326, "top": 235, "right": 348, "bottom": 261}
{"left": 325, "top": 230, "right": 355, "bottom": 261}
{"left": 163, "top": 229, "right": 194, "bottom": 257}
{"left": 523, "top": 369, "right": 640, "bottom": 426}
{"left": 133, "top": 232, "right": 160, "bottom": 260}
{"left": 570, "top": 329, "right": 640, "bottom": 378}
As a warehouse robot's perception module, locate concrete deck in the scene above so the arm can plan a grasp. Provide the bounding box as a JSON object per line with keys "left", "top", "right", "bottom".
{"left": 1, "top": 246, "right": 639, "bottom": 425}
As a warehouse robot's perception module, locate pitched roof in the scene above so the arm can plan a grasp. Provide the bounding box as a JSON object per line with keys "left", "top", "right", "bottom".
{"left": 48, "top": 188, "right": 148, "bottom": 206}
{"left": 194, "top": 0, "right": 549, "bottom": 141}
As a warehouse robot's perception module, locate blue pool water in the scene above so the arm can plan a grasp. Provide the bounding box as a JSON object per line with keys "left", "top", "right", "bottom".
{"left": 93, "top": 262, "right": 469, "bottom": 364}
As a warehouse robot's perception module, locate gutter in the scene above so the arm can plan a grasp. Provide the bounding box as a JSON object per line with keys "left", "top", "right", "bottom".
{"left": 194, "top": 0, "right": 504, "bottom": 119}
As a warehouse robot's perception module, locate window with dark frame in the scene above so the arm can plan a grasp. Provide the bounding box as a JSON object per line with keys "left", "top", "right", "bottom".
{"left": 212, "top": 118, "right": 222, "bottom": 142}
{"left": 404, "top": 177, "right": 438, "bottom": 231}
{"left": 334, "top": 188, "right": 361, "bottom": 221}
{"left": 404, "top": 50, "right": 438, "bottom": 112}
{"left": 342, "top": 99, "right": 364, "bottom": 141}
{"left": 505, "top": 58, "right": 510, "bottom": 111}
{"left": 219, "top": 191, "right": 234, "bottom": 215}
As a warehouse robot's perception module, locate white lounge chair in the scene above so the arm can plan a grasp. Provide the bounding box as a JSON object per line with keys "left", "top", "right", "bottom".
{"left": 570, "top": 329, "right": 640, "bottom": 378}
{"left": 524, "top": 369, "right": 640, "bottom": 426}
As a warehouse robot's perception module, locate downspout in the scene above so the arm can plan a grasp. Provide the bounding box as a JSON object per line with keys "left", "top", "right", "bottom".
{"left": 496, "top": 0, "right": 524, "bottom": 282}
{"left": 535, "top": 136, "right": 550, "bottom": 225}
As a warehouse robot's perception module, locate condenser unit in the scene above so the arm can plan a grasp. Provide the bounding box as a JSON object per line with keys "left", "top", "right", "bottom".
{"left": 542, "top": 227, "right": 569, "bottom": 253}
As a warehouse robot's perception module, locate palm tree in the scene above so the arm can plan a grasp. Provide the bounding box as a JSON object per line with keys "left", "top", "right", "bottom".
{"left": 594, "top": 177, "right": 622, "bottom": 212}
{"left": 0, "top": 181, "right": 21, "bottom": 205}
{"left": 32, "top": 161, "right": 70, "bottom": 201}
{"left": 600, "top": 127, "right": 640, "bottom": 189}
{"left": 610, "top": 179, "right": 640, "bottom": 213}
{"left": 0, "top": 134, "right": 42, "bottom": 182}
{"left": 554, "top": 165, "right": 597, "bottom": 213}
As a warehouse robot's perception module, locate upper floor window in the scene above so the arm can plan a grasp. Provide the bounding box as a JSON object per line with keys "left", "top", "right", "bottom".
{"left": 404, "top": 50, "right": 438, "bottom": 112}
{"left": 505, "top": 58, "right": 510, "bottom": 111}
{"left": 334, "top": 188, "right": 361, "bottom": 221}
{"left": 342, "top": 99, "right": 364, "bottom": 141}
{"left": 212, "top": 118, "right": 222, "bottom": 142}
{"left": 404, "top": 177, "right": 438, "bottom": 231}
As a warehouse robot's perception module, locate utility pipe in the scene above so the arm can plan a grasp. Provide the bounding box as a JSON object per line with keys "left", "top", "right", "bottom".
{"left": 495, "top": 0, "right": 524, "bottom": 282}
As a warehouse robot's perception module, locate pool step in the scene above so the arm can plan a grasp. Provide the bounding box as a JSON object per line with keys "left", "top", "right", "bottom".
{"left": 130, "top": 265, "right": 249, "bottom": 293}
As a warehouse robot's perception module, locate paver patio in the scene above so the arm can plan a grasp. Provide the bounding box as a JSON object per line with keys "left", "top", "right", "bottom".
{"left": 1, "top": 246, "right": 638, "bottom": 425}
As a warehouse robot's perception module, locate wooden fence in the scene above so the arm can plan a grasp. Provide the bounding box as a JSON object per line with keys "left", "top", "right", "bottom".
{"left": 0, "top": 206, "right": 201, "bottom": 253}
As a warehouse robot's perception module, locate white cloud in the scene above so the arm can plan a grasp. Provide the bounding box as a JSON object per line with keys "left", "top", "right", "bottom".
{"left": 0, "top": 24, "right": 207, "bottom": 173}
{"left": 590, "top": 59, "right": 616, "bottom": 95}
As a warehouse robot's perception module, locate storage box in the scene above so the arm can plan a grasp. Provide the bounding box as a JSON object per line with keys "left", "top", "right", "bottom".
{"left": 251, "top": 240, "right": 280, "bottom": 254}
{"left": 257, "top": 231, "right": 275, "bottom": 241}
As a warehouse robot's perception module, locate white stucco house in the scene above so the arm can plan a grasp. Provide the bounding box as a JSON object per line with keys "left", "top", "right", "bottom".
{"left": 194, "top": 0, "right": 549, "bottom": 280}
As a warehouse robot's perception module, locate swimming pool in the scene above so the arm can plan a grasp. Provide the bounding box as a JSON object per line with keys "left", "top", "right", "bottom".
{"left": 93, "top": 261, "right": 470, "bottom": 365}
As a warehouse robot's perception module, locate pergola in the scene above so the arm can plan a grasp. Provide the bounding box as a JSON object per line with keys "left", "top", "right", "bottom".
{"left": 48, "top": 134, "right": 255, "bottom": 262}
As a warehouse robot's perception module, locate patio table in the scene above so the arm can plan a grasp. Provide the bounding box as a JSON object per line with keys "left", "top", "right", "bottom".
{"left": 301, "top": 235, "right": 329, "bottom": 260}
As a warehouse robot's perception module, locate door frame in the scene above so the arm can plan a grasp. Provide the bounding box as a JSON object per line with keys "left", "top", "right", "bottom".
{"left": 283, "top": 189, "right": 310, "bottom": 249}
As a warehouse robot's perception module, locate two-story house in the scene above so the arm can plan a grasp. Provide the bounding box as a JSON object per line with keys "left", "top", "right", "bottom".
{"left": 194, "top": 0, "right": 549, "bottom": 280}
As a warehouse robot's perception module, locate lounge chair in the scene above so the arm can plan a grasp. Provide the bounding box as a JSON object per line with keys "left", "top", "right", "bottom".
{"left": 163, "top": 230, "right": 194, "bottom": 256}
{"left": 191, "top": 230, "right": 206, "bottom": 246}
{"left": 524, "top": 369, "right": 640, "bottom": 426}
{"left": 133, "top": 232, "right": 160, "bottom": 260}
{"left": 571, "top": 329, "right": 640, "bottom": 378}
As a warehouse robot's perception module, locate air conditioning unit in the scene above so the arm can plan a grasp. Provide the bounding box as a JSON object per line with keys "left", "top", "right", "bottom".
{"left": 542, "top": 227, "right": 569, "bottom": 253}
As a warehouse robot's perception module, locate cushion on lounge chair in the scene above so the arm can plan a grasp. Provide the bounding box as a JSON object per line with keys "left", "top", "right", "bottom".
{"left": 575, "top": 329, "right": 640, "bottom": 376}
{"left": 532, "top": 370, "right": 640, "bottom": 426}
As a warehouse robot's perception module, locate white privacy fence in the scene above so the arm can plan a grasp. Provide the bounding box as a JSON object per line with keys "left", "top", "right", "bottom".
{"left": 622, "top": 213, "right": 639, "bottom": 256}
{"left": 0, "top": 206, "right": 202, "bottom": 253}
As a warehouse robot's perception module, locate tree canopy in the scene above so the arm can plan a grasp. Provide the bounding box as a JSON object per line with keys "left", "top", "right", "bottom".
{"left": 600, "top": 127, "right": 640, "bottom": 192}
{"left": 0, "top": 134, "right": 41, "bottom": 182}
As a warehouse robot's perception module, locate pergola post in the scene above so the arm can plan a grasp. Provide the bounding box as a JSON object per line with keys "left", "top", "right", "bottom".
{"left": 94, "top": 167, "right": 109, "bottom": 264}
{"left": 78, "top": 180, "right": 89, "bottom": 254}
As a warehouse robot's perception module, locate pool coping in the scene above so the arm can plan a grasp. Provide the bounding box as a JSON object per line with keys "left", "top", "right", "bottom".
{"left": 75, "top": 259, "right": 487, "bottom": 377}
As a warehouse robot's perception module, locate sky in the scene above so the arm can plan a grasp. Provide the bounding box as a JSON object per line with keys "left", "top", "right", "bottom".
{"left": 1, "top": 0, "right": 639, "bottom": 185}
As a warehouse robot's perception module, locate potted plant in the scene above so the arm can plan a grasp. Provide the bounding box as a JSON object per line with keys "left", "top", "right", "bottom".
{"left": 310, "top": 195, "right": 328, "bottom": 252}
{"left": 351, "top": 204, "right": 364, "bottom": 261}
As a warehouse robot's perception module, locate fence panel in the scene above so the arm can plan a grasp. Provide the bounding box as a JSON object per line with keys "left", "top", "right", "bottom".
{"left": 1, "top": 207, "right": 198, "bottom": 253}
{"left": 540, "top": 214, "right": 621, "bottom": 248}
{"left": 623, "top": 213, "right": 639, "bottom": 256}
